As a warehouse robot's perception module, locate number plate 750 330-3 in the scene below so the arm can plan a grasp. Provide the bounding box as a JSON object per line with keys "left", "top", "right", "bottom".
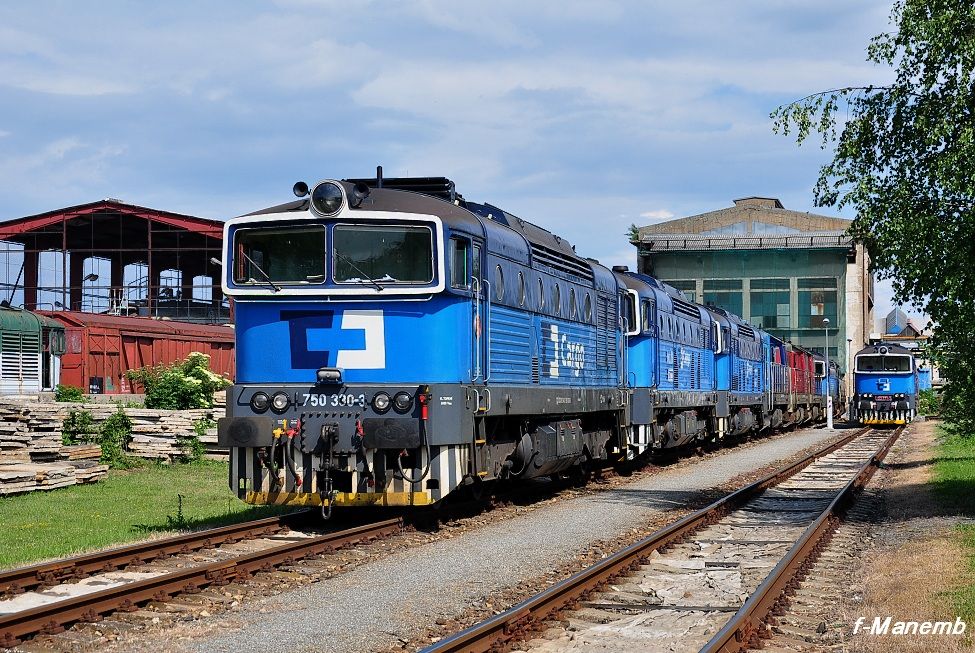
{"left": 301, "top": 393, "right": 366, "bottom": 408}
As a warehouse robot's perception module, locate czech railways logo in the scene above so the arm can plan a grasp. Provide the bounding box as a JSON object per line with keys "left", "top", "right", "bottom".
{"left": 282, "top": 309, "right": 386, "bottom": 370}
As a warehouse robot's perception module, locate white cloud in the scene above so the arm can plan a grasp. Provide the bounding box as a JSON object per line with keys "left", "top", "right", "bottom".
{"left": 640, "top": 209, "right": 674, "bottom": 221}
{"left": 0, "top": 138, "right": 127, "bottom": 210}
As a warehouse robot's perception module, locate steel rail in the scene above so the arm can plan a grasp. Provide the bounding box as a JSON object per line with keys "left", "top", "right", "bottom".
{"left": 0, "top": 517, "right": 402, "bottom": 647}
{"left": 421, "top": 427, "right": 871, "bottom": 653}
{"left": 700, "top": 425, "right": 903, "bottom": 652}
{"left": 0, "top": 511, "right": 314, "bottom": 596}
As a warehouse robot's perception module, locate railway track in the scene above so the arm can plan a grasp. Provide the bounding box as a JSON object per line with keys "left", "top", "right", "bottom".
{"left": 0, "top": 422, "right": 847, "bottom": 651}
{"left": 0, "top": 511, "right": 318, "bottom": 598}
{"left": 423, "top": 425, "right": 901, "bottom": 653}
{"left": 0, "top": 515, "right": 402, "bottom": 648}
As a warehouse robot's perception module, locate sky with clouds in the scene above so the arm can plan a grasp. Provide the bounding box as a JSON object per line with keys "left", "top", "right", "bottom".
{"left": 0, "top": 0, "right": 918, "bottom": 322}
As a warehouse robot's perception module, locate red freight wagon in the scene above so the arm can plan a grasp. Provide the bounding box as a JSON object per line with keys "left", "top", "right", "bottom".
{"left": 37, "top": 311, "right": 234, "bottom": 394}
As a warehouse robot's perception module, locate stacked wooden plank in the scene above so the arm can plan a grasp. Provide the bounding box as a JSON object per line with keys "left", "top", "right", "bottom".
{"left": 125, "top": 408, "right": 217, "bottom": 460}
{"left": 66, "top": 460, "right": 109, "bottom": 484}
{"left": 0, "top": 420, "right": 30, "bottom": 461}
{"left": 60, "top": 443, "right": 102, "bottom": 460}
{"left": 0, "top": 402, "right": 64, "bottom": 462}
{"left": 0, "top": 462, "right": 76, "bottom": 495}
{"left": 0, "top": 399, "right": 225, "bottom": 463}
{"left": 0, "top": 397, "right": 225, "bottom": 495}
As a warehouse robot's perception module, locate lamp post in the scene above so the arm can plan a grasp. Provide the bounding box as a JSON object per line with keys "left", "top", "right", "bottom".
{"left": 824, "top": 317, "right": 833, "bottom": 429}
{"left": 847, "top": 338, "right": 853, "bottom": 413}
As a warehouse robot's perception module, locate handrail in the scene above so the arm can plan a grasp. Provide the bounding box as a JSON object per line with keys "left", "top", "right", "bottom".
{"left": 483, "top": 279, "right": 492, "bottom": 383}
{"left": 471, "top": 277, "right": 481, "bottom": 382}
{"left": 619, "top": 315, "right": 629, "bottom": 388}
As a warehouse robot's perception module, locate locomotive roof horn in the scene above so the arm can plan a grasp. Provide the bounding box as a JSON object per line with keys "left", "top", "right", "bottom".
{"left": 293, "top": 181, "right": 309, "bottom": 198}
{"left": 350, "top": 182, "right": 370, "bottom": 207}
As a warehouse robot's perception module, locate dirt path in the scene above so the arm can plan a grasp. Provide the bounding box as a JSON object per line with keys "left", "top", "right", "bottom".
{"left": 849, "top": 420, "right": 975, "bottom": 652}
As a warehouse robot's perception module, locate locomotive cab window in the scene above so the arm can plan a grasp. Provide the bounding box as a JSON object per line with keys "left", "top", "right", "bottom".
{"left": 621, "top": 292, "right": 637, "bottom": 335}
{"left": 814, "top": 361, "right": 826, "bottom": 377}
{"left": 333, "top": 224, "right": 433, "bottom": 284}
{"left": 856, "top": 354, "right": 912, "bottom": 372}
{"left": 472, "top": 244, "right": 482, "bottom": 291}
{"left": 641, "top": 301, "right": 651, "bottom": 332}
{"left": 234, "top": 226, "right": 325, "bottom": 284}
{"left": 449, "top": 238, "right": 470, "bottom": 289}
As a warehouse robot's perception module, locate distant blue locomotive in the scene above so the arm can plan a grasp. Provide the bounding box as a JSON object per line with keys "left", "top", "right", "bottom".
{"left": 813, "top": 352, "right": 844, "bottom": 411}
{"left": 218, "top": 174, "right": 845, "bottom": 511}
{"left": 849, "top": 342, "right": 918, "bottom": 425}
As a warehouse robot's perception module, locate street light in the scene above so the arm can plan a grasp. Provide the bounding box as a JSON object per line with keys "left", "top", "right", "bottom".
{"left": 823, "top": 317, "right": 833, "bottom": 429}
{"left": 847, "top": 338, "right": 853, "bottom": 406}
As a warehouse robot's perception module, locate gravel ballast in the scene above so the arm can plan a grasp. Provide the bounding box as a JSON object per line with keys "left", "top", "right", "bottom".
{"left": 173, "top": 427, "right": 848, "bottom": 653}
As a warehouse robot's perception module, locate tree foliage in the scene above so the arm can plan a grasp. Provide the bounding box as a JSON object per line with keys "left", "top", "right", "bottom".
{"left": 126, "top": 352, "right": 231, "bottom": 410}
{"left": 627, "top": 223, "right": 640, "bottom": 243}
{"left": 772, "top": 0, "right": 975, "bottom": 433}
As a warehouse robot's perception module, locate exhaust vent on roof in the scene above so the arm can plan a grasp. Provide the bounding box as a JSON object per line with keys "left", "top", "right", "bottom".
{"left": 343, "top": 176, "right": 457, "bottom": 202}
{"left": 671, "top": 297, "right": 701, "bottom": 321}
{"left": 529, "top": 243, "right": 594, "bottom": 282}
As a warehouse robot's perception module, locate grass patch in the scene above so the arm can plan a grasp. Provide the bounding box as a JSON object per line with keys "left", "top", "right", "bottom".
{"left": 947, "top": 524, "right": 975, "bottom": 628}
{"left": 933, "top": 427, "right": 975, "bottom": 516}
{"left": 0, "top": 461, "right": 291, "bottom": 569}
{"left": 934, "top": 426, "right": 975, "bottom": 624}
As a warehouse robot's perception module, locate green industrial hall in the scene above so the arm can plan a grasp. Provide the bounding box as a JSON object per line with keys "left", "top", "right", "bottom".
{"left": 633, "top": 196, "right": 875, "bottom": 394}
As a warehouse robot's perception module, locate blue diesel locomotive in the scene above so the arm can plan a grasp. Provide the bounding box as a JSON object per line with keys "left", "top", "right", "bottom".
{"left": 219, "top": 175, "right": 626, "bottom": 511}
{"left": 849, "top": 342, "right": 917, "bottom": 425}
{"left": 218, "top": 174, "right": 844, "bottom": 512}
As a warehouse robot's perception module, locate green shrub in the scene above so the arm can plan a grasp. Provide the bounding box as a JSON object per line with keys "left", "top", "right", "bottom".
{"left": 99, "top": 407, "right": 133, "bottom": 467}
{"left": 54, "top": 384, "right": 85, "bottom": 403}
{"left": 126, "top": 353, "right": 231, "bottom": 410}
{"left": 918, "top": 388, "right": 942, "bottom": 416}
{"left": 62, "top": 409, "right": 95, "bottom": 446}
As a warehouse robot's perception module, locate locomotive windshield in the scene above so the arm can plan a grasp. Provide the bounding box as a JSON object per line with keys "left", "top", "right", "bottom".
{"left": 856, "top": 354, "right": 912, "bottom": 372}
{"left": 233, "top": 226, "right": 325, "bottom": 284}
{"left": 333, "top": 224, "right": 433, "bottom": 284}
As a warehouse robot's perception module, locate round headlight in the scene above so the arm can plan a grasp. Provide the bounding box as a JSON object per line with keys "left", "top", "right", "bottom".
{"left": 250, "top": 392, "right": 270, "bottom": 412}
{"left": 271, "top": 392, "right": 290, "bottom": 413}
{"left": 393, "top": 392, "right": 413, "bottom": 413}
{"left": 372, "top": 392, "right": 391, "bottom": 414}
{"left": 311, "top": 181, "right": 344, "bottom": 216}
